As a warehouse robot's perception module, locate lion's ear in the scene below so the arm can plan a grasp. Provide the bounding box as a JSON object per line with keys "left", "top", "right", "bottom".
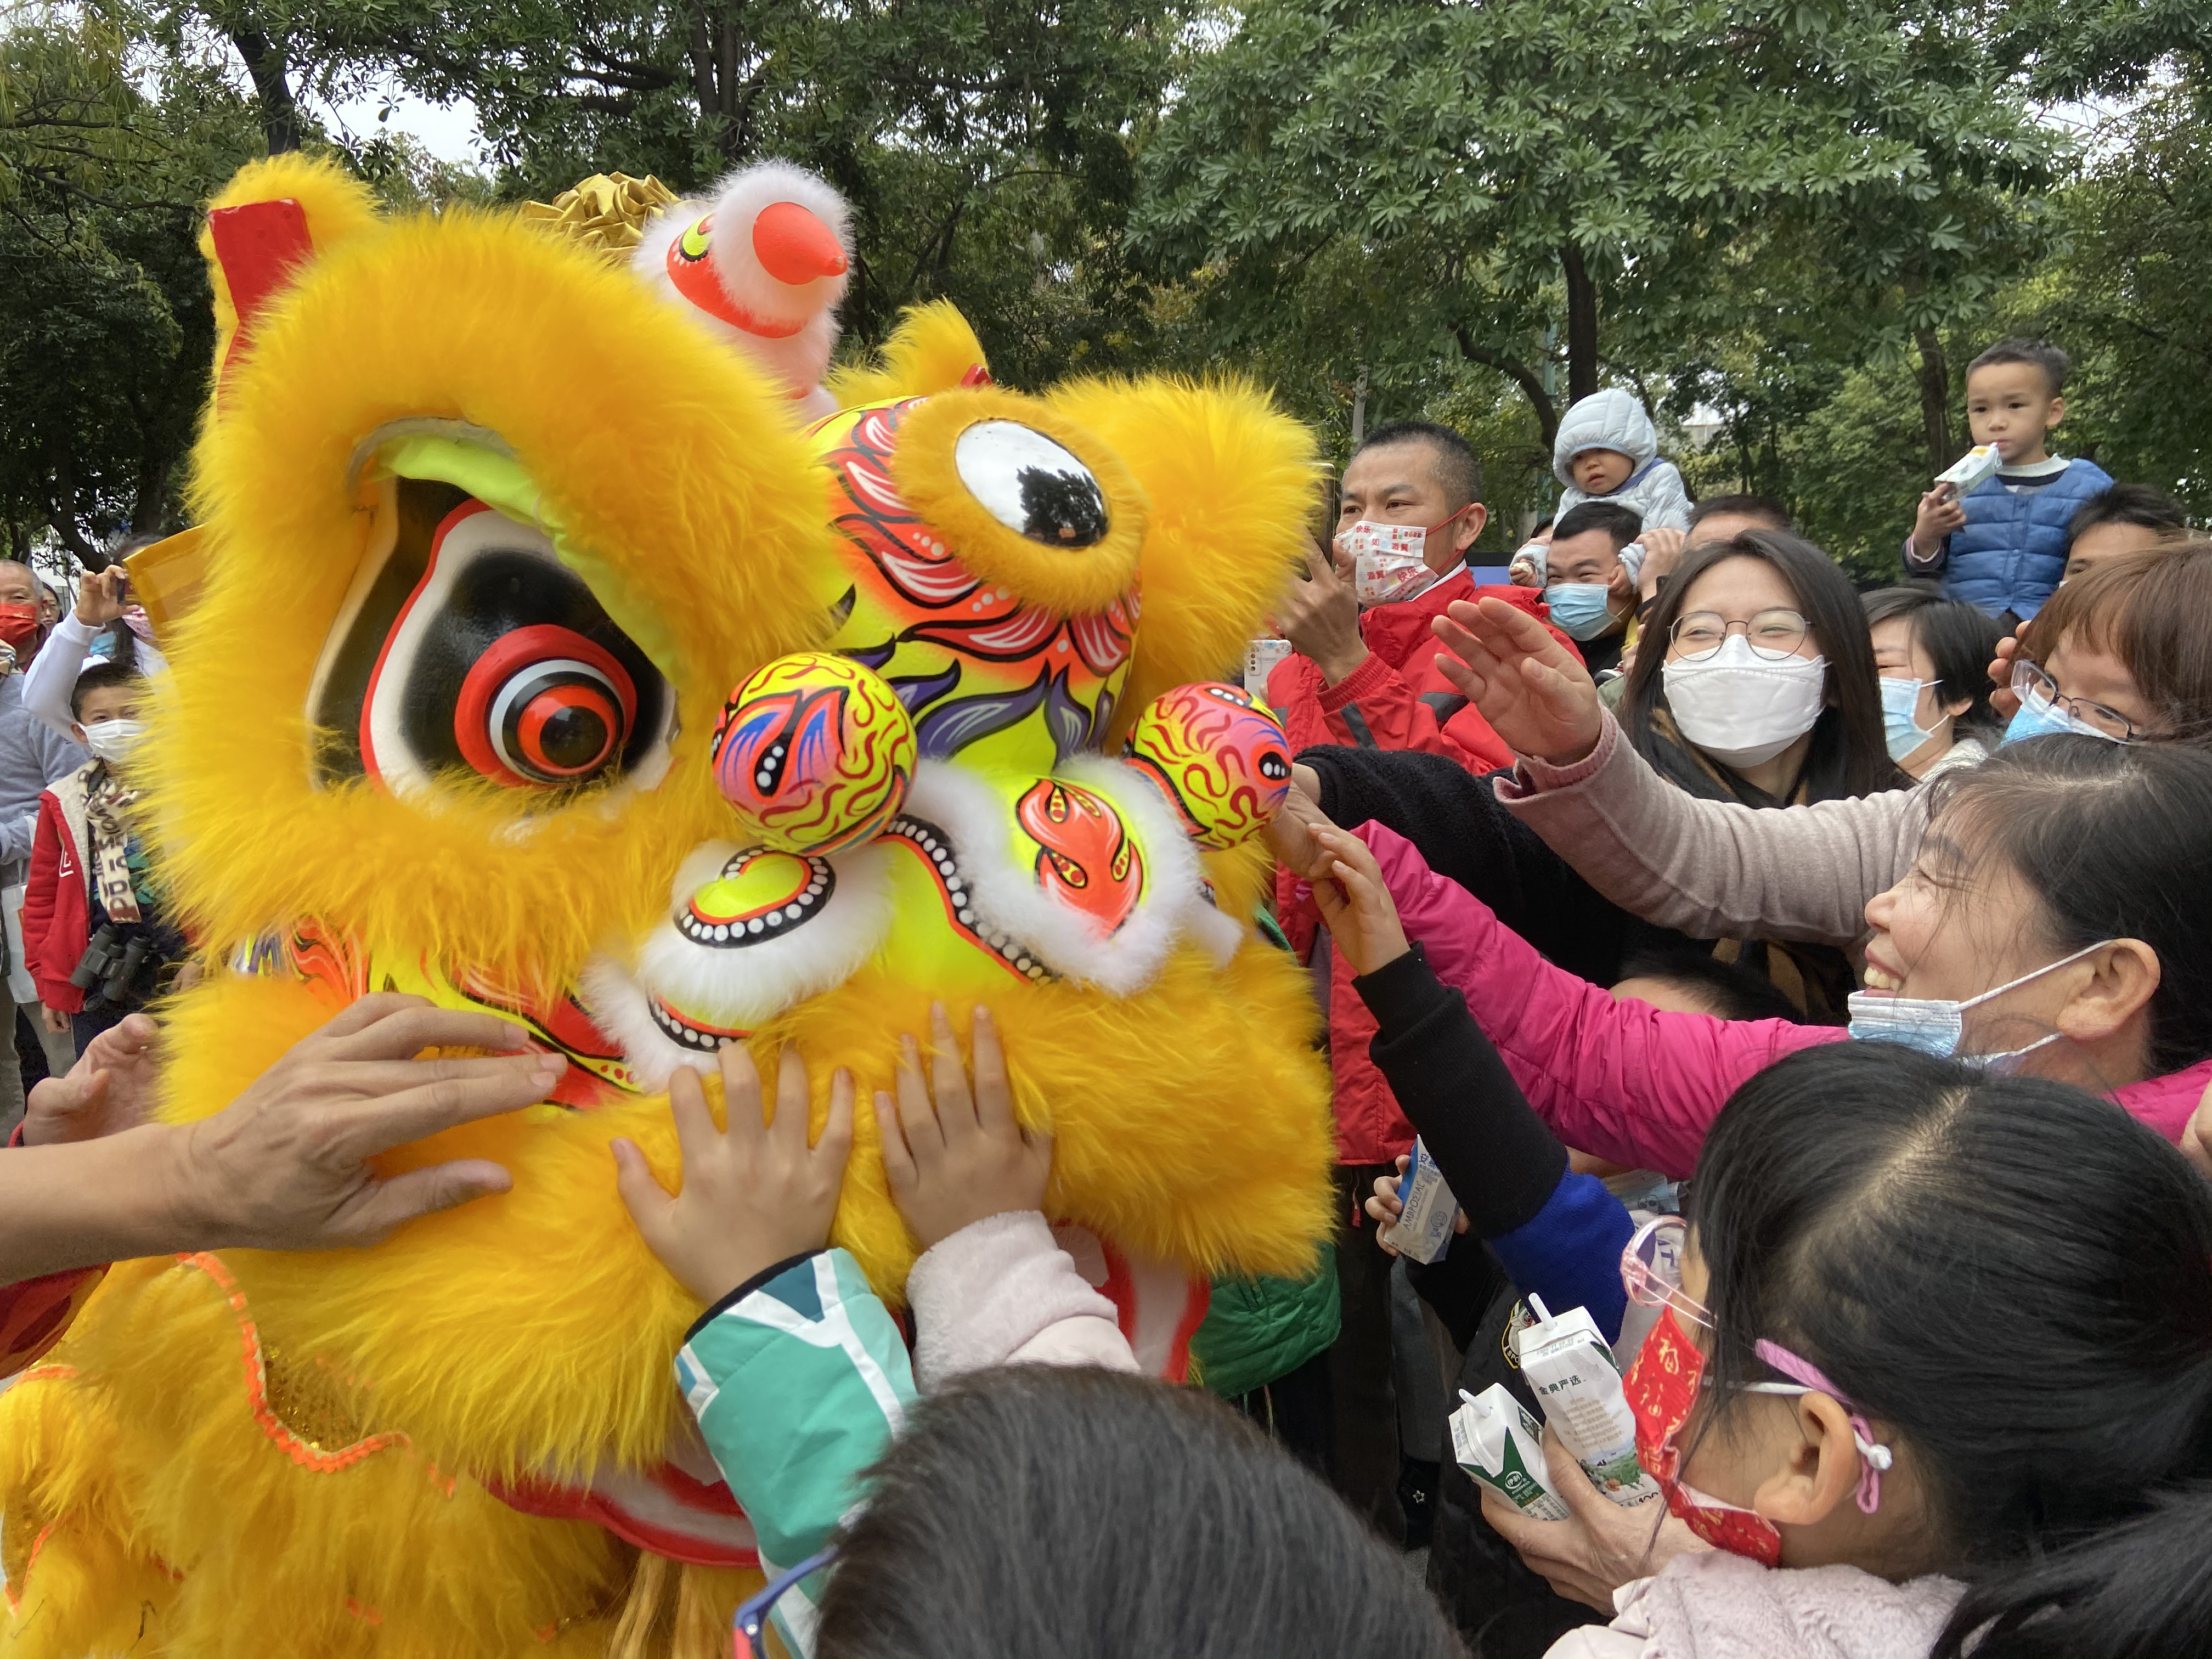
{"left": 825, "top": 298, "right": 991, "bottom": 407}
{"left": 198, "top": 156, "right": 382, "bottom": 389}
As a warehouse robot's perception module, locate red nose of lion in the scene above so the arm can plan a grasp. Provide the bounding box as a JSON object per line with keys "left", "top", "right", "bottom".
{"left": 752, "top": 200, "right": 849, "bottom": 286}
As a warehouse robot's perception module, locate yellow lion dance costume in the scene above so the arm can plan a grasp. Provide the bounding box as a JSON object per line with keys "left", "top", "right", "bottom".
{"left": 0, "top": 156, "right": 1333, "bottom": 1655}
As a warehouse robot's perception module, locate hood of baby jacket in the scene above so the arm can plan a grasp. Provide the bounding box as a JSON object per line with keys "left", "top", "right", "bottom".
{"left": 1554, "top": 387, "right": 1658, "bottom": 484}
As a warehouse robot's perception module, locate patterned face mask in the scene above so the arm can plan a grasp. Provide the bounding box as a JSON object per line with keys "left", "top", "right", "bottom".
{"left": 1335, "top": 507, "right": 1470, "bottom": 605}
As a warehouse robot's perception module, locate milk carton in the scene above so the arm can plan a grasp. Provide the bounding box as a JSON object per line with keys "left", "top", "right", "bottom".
{"left": 1378, "top": 1137, "right": 1457, "bottom": 1265}
{"left": 1514, "top": 1296, "right": 1662, "bottom": 1508}
{"left": 1450, "top": 1385, "right": 1571, "bottom": 1520}
{"left": 1934, "top": 443, "right": 2003, "bottom": 500}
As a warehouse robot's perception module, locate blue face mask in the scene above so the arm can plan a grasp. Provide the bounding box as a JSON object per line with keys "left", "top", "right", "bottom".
{"left": 1880, "top": 676, "right": 1938, "bottom": 763}
{"left": 1542, "top": 582, "right": 1620, "bottom": 641}
{"left": 2002, "top": 697, "right": 2124, "bottom": 748}
{"left": 1846, "top": 939, "right": 2112, "bottom": 1065}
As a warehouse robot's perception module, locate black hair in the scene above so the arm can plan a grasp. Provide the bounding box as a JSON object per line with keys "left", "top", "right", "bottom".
{"left": 1924, "top": 736, "right": 2212, "bottom": 1075}
{"left": 815, "top": 1366, "right": 1466, "bottom": 1659}
{"left": 1968, "top": 336, "right": 2070, "bottom": 397}
{"left": 1552, "top": 500, "right": 1643, "bottom": 550}
{"left": 1616, "top": 947, "right": 1811, "bottom": 1025}
{"left": 1859, "top": 586, "right": 2007, "bottom": 744}
{"left": 1688, "top": 1042, "right": 2212, "bottom": 1659}
{"left": 2067, "top": 483, "right": 2188, "bottom": 548}
{"left": 1353, "top": 421, "right": 1482, "bottom": 514}
{"left": 1530, "top": 514, "right": 1554, "bottom": 537}
{"left": 1687, "top": 493, "right": 1792, "bottom": 533}
{"left": 1620, "top": 529, "right": 1906, "bottom": 802}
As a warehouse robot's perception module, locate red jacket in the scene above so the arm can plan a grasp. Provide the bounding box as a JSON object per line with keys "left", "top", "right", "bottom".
{"left": 24, "top": 763, "right": 95, "bottom": 1014}
{"left": 1267, "top": 575, "right": 1578, "bottom": 1165}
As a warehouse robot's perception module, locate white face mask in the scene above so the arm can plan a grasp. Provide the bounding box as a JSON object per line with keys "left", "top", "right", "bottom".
{"left": 1660, "top": 634, "right": 1827, "bottom": 768}
{"left": 83, "top": 718, "right": 146, "bottom": 765}
{"left": 1336, "top": 515, "right": 1462, "bottom": 605}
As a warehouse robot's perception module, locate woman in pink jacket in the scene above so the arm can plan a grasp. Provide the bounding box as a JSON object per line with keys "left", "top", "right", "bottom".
{"left": 1276, "top": 732, "right": 2212, "bottom": 1174}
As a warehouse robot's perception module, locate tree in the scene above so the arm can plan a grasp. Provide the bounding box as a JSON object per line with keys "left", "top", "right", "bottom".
{"left": 279, "top": 0, "right": 1184, "bottom": 387}
{"left": 1133, "top": 0, "right": 2063, "bottom": 463}
{"left": 0, "top": 9, "right": 262, "bottom": 562}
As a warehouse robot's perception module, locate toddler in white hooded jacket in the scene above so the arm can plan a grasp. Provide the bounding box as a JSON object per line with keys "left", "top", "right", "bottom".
{"left": 1553, "top": 388, "right": 1693, "bottom": 532}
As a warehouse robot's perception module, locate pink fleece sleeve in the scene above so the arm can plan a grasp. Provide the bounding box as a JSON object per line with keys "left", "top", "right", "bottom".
{"left": 1353, "top": 820, "right": 1839, "bottom": 1177}
{"left": 904, "top": 1210, "right": 1137, "bottom": 1387}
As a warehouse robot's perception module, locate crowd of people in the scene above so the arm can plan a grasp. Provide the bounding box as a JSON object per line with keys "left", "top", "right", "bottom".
{"left": 4, "top": 331, "right": 2211, "bottom": 1658}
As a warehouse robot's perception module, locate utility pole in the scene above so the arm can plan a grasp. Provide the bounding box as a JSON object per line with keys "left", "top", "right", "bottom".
{"left": 1351, "top": 364, "right": 1368, "bottom": 448}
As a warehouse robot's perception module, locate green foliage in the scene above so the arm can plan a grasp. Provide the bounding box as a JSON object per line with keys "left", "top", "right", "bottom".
{"left": 0, "top": 7, "right": 262, "bottom": 561}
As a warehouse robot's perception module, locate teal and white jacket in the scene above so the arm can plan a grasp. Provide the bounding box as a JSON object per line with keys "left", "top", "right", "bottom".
{"left": 674, "top": 1210, "right": 1136, "bottom": 1656}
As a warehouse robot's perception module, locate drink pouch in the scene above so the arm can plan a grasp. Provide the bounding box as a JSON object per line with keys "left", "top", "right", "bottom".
{"left": 1935, "top": 444, "right": 2002, "bottom": 499}
{"left": 1244, "top": 637, "right": 1292, "bottom": 699}
{"left": 1450, "top": 1385, "right": 1570, "bottom": 1520}
{"left": 1379, "top": 1137, "right": 1457, "bottom": 1264}
{"left": 1515, "top": 1295, "right": 1663, "bottom": 1508}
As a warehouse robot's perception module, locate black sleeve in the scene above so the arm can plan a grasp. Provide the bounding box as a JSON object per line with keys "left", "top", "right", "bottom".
{"left": 1352, "top": 944, "right": 1568, "bottom": 1242}
{"left": 1300, "top": 744, "right": 1646, "bottom": 986}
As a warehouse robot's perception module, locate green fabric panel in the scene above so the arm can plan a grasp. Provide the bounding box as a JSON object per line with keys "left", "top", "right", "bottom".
{"left": 1190, "top": 1244, "right": 1340, "bottom": 1400}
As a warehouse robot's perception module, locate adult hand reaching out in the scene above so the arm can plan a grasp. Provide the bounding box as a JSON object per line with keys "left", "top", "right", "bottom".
{"left": 1480, "top": 1425, "right": 1708, "bottom": 1610}
{"left": 1, "top": 992, "right": 565, "bottom": 1286}
{"left": 1431, "top": 595, "right": 1606, "bottom": 766}
{"left": 19, "top": 1011, "right": 163, "bottom": 1146}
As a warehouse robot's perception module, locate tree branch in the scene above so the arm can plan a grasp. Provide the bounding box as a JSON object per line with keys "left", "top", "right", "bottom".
{"left": 1454, "top": 328, "right": 1559, "bottom": 453}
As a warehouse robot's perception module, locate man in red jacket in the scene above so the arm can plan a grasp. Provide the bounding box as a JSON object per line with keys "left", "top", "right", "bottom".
{"left": 1264, "top": 420, "right": 1576, "bottom": 1545}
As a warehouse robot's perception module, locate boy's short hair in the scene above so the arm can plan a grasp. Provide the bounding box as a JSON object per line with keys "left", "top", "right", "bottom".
{"left": 1353, "top": 421, "right": 1482, "bottom": 512}
{"left": 2068, "top": 483, "right": 2188, "bottom": 547}
{"left": 1688, "top": 493, "right": 1792, "bottom": 532}
{"left": 1552, "top": 501, "right": 1643, "bottom": 550}
{"left": 71, "top": 660, "right": 142, "bottom": 720}
{"left": 1968, "top": 337, "right": 2070, "bottom": 397}
{"left": 1616, "top": 947, "right": 1809, "bottom": 1025}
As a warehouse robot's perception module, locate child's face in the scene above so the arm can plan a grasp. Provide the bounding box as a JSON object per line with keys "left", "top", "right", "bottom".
{"left": 73, "top": 684, "right": 143, "bottom": 741}
{"left": 1964, "top": 362, "right": 2063, "bottom": 462}
{"left": 1570, "top": 448, "right": 1635, "bottom": 495}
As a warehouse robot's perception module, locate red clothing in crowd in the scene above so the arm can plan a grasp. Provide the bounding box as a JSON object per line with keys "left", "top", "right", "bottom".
{"left": 1267, "top": 572, "right": 1576, "bottom": 1164}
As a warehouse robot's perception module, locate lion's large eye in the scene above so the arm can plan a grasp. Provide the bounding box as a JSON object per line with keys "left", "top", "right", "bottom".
{"left": 952, "top": 421, "right": 1109, "bottom": 548}
{"left": 454, "top": 625, "right": 637, "bottom": 787}
{"left": 313, "top": 480, "right": 672, "bottom": 798}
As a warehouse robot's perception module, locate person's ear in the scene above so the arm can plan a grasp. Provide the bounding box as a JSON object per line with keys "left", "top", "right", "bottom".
{"left": 69, "top": 723, "right": 87, "bottom": 746}
{"left": 2056, "top": 938, "right": 2160, "bottom": 1046}
{"left": 1455, "top": 504, "right": 1488, "bottom": 556}
{"left": 2046, "top": 394, "right": 2066, "bottom": 431}
{"left": 1939, "top": 692, "right": 1974, "bottom": 723}
{"left": 1749, "top": 1393, "right": 1863, "bottom": 1528}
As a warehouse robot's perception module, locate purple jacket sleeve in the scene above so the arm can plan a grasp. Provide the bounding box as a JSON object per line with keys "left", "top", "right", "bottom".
{"left": 1353, "top": 820, "right": 1841, "bottom": 1178}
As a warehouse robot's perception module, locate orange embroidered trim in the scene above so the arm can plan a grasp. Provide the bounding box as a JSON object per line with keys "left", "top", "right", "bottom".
{"left": 177, "top": 1252, "right": 410, "bottom": 1474}
{"left": 3, "top": 1521, "right": 56, "bottom": 1614}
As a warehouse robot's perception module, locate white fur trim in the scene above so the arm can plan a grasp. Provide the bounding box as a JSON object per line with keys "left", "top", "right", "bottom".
{"left": 905, "top": 761, "right": 1189, "bottom": 995}
{"left": 907, "top": 1210, "right": 1127, "bottom": 1386}
{"left": 633, "top": 162, "right": 850, "bottom": 402}
{"left": 582, "top": 838, "right": 895, "bottom": 1087}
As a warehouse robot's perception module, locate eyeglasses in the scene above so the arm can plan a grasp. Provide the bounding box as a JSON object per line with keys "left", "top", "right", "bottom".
{"left": 1668, "top": 608, "right": 1809, "bottom": 662}
{"left": 1619, "top": 1215, "right": 1712, "bottom": 1332}
{"left": 2010, "top": 658, "right": 2141, "bottom": 743}
{"left": 733, "top": 1545, "right": 839, "bottom": 1659}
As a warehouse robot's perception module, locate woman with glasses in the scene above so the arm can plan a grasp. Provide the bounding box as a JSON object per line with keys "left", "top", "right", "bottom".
{"left": 1377, "top": 541, "right": 2212, "bottom": 960}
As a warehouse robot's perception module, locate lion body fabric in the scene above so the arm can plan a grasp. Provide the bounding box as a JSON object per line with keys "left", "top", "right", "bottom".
{"left": 0, "top": 157, "right": 1334, "bottom": 1656}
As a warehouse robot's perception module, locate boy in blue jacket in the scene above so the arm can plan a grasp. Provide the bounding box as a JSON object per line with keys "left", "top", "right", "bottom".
{"left": 1906, "top": 337, "right": 2112, "bottom": 622}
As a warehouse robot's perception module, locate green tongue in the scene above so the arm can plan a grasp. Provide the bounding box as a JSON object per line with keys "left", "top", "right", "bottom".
{"left": 374, "top": 430, "right": 681, "bottom": 683}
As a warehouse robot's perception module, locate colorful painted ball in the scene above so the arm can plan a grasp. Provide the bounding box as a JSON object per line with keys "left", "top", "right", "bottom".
{"left": 710, "top": 652, "right": 917, "bottom": 854}
{"left": 1120, "top": 681, "right": 1293, "bottom": 849}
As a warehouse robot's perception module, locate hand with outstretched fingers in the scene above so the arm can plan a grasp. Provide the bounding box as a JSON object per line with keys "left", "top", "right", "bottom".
{"left": 1432, "top": 596, "right": 1606, "bottom": 766}
{"left": 614, "top": 1045, "right": 855, "bottom": 1305}
{"left": 874, "top": 1003, "right": 1052, "bottom": 1250}
{"left": 166, "top": 992, "right": 564, "bottom": 1253}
